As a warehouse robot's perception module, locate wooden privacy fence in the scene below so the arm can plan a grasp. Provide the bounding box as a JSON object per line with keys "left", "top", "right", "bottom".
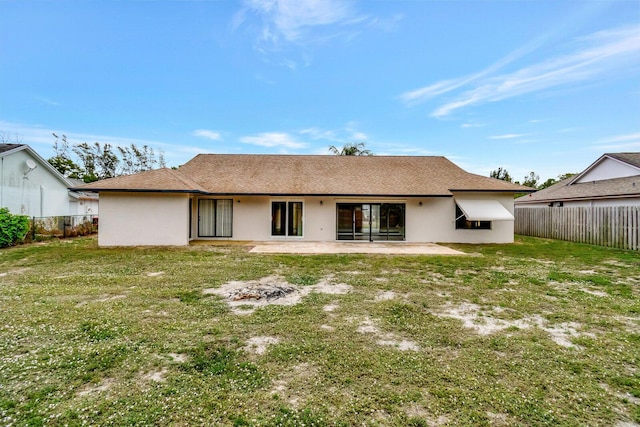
{"left": 515, "top": 206, "right": 639, "bottom": 250}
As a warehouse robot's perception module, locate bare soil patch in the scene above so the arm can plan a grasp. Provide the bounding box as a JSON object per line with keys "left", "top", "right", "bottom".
{"left": 435, "top": 302, "right": 594, "bottom": 348}
{"left": 356, "top": 317, "right": 420, "bottom": 351}
{"left": 203, "top": 275, "right": 352, "bottom": 314}
{"left": 244, "top": 336, "right": 280, "bottom": 355}
{"left": 77, "top": 378, "right": 116, "bottom": 397}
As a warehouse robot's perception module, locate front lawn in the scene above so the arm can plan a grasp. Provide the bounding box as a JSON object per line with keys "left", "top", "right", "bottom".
{"left": 0, "top": 236, "right": 638, "bottom": 426}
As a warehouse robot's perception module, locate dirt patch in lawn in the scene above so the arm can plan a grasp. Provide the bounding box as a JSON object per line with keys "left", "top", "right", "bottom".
{"left": 244, "top": 336, "right": 280, "bottom": 355}
{"left": 435, "top": 302, "right": 594, "bottom": 348}
{"left": 203, "top": 275, "right": 352, "bottom": 315}
{"left": 0, "top": 267, "right": 30, "bottom": 277}
{"left": 77, "top": 378, "right": 116, "bottom": 397}
{"left": 270, "top": 363, "right": 318, "bottom": 408}
{"left": 356, "top": 317, "right": 420, "bottom": 351}
{"left": 145, "top": 271, "right": 164, "bottom": 277}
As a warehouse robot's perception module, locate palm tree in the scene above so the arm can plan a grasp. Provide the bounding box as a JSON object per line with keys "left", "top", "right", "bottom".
{"left": 328, "top": 142, "right": 373, "bottom": 156}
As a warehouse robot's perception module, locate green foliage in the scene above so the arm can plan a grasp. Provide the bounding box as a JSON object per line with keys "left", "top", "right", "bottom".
{"left": 520, "top": 171, "right": 540, "bottom": 188}
{"left": 48, "top": 133, "right": 166, "bottom": 182}
{"left": 490, "top": 167, "right": 512, "bottom": 182}
{"left": 328, "top": 142, "right": 373, "bottom": 156}
{"left": 0, "top": 207, "right": 30, "bottom": 247}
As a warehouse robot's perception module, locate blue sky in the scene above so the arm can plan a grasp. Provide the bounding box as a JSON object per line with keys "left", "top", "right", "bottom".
{"left": 1, "top": 0, "right": 639, "bottom": 182}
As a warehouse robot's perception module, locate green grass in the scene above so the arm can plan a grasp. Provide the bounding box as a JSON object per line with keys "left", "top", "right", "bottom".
{"left": 0, "top": 236, "right": 638, "bottom": 426}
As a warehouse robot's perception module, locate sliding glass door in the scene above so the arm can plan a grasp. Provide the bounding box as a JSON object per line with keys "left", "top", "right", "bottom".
{"left": 272, "top": 201, "right": 303, "bottom": 237}
{"left": 198, "top": 199, "right": 233, "bottom": 237}
{"left": 336, "top": 203, "right": 405, "bottom": 241}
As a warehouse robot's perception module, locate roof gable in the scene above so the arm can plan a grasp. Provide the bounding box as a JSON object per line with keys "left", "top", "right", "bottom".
{"left": 0, "top": 143, "right": 73, "bottom": 187}
{"left": 77, "top": 154, "right": 532, "bottom": 196}
{"left": 572, "top": 152, "right": 640, "bottom": 184}
{"left": 516, "top": 152, "right": 640, "bottom": 205}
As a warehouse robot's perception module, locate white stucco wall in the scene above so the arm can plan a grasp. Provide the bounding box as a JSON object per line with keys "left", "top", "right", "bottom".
{"left": 99, "top": 192, "right": 189, "bottom": 246}
{"left": 0, "top": 149, "right": 71, "bottom": 217}
{"left": 189, "top": 193, "right": 515, "bottom": 244}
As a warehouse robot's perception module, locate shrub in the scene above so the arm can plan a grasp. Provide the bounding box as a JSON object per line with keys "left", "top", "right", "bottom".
{"left": 0, "top": 208, "right": 30, "bottom": 248}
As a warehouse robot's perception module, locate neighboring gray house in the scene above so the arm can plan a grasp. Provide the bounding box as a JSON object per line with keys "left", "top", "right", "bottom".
{"left": 0, "top": 143, "right": 98, "bottom": 217}
{"left": 516, "top": 152, "right": 640, "bottom": 208}
{"left": 73, "top": 154, "right": 533, "bottom": 246}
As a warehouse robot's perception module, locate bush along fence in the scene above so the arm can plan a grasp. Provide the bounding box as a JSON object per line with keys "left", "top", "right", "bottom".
{"left": 515, "top": 206, "right": 639, "bottom": 251}
{"left": 29, "top": 215, "right": 99, "bottom": 241}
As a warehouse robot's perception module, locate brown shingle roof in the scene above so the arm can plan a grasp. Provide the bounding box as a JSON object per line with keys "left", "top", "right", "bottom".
{"left": 607, "top": 152, "right": 640, "bottom": 169}
{"left": 70, "top": 167, "right": 208, "bottom": 193}
{"left": 516, "top": 175, "right": 640, "bottom": 204}
{"left": 76, "top": 154, "right": 533, "bottom": 195}
{"left": 0, "top": 144, "right": 25, "bottom": 154}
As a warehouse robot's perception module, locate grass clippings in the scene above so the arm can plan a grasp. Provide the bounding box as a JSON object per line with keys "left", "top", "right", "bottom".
{"left": 0, "top": 235, "right": 639, "bottom": 426}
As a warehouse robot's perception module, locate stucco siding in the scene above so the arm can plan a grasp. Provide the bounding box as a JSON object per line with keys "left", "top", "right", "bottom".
{"left": 189, "top": 193, "right": 515, "bottom": 244}
{"left": 0, "top": 150, "right": 70, "bottom": 216}
{"left": 99, "top": 193, "right": 189, "bottom": 246}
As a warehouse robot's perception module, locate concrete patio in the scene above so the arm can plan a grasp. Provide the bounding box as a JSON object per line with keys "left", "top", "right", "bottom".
{"left": 246, "top": 241, "right": 466, "bottom": 255}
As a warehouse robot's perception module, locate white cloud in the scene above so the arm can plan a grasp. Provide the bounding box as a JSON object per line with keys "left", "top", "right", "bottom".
{"left": 193, "top": 129, "right": 222, "bottom": 141}
{"left": 592, "top": 132, "right": 640, "bottom": 150}
{"left": 401, "top": 24, "right": 640, "bottom": 118}
{"left": 461, "top": 123, "right": 486, "bottom": 128}
{"left": 299, "top": 127, "right": 339, "bottom": 141}
{"left": 239, "top": 132, "right": 307, "bottom": 149}
{"left": 490, "top": 134, "right": 526, "bottom": 140}
{"left": 238, "top": 0, "right": 358, "bottom": 43}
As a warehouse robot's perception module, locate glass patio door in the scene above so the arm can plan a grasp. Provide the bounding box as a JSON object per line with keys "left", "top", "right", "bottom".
{"left": 337, "top": 203, "right": 405, "bottom": 241}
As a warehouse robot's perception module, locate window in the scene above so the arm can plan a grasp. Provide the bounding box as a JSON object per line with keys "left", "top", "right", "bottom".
{"left": 272, "top": 201, "right": 303, "bottom": 237}
{"left": 455, "top": 204, "right": 491, "bottom": 230}
{"left": 198, "top": 199, "right": 233, "bottom": 237}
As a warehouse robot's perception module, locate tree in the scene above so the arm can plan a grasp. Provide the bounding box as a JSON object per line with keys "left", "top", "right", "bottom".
{"left": 47, "top": 135, "right": 167, "bottom": 183}
{"left": 538, "top": 172, "right": 576, "bottom": 190}
{"left": 328, "top": 142, "right": 373, "bottom": 156}
{"left": 521, "top": 171, "right": 540, "bottom": 188}
{"left": 489, "top": 167, "right": 512, "bottom": 182}
{"left": 48, "top": 133, "right": 83, "bottom": 179}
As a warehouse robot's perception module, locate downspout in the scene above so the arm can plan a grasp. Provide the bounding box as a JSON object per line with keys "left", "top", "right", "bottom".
{"left": 40, "top": 185, "right": 44, "bottom": 217}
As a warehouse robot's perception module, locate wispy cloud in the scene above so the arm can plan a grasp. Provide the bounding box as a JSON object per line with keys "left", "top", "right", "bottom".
{"left": 593, "top": 132, "right": 640, "bottom": 150}
{"left": 490, "top": 134, "right": 526, "bottom": 140}
{"left": 401, "top": 25, "right": 640, "bottom": 118}
{"left": 35, "top": 96, "right": 61, "bottom": 107}
{"left": 239, "top": 132, "right": 307, "bottom": 149}
{"left": 236, "top": 0, "right": 361, "bottom": 44}
{"left": 299, "top": 127, "right": 339, "bottom": 141}
{"left": 193, "top": 129, "right": 222, "bottom": 141}
{"left": 461, "top": 123, "right": 486, "bottom": 128}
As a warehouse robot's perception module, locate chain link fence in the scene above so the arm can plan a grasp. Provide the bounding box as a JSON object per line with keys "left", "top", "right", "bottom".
{"left": 28, "top": 215, "right": 99, "bottom": 241}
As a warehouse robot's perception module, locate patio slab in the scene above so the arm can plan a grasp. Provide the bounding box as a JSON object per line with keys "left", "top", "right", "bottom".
{"left": 247, "top": 241, "right": 466, "bottom": 255}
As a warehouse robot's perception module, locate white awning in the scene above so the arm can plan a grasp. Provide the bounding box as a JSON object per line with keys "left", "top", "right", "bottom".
{"left": 455, "top": 199, "right": 514, "bottom": 221}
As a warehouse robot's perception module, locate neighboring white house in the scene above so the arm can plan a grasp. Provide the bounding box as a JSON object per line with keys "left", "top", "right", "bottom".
{"left": 515, "top": 152, "right": 640, "bottom": 208}
{"left": 0, "top": 143, "right": 99, "bottom": 217}
{"left": 73, "top": 154, "right": 533, "bottom": 247}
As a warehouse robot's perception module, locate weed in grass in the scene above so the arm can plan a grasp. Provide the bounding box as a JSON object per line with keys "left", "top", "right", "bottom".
{"left": 176, "top": 290, "right": 202, "bottom": 304}
{"left": 79, "top": 321, "right": 117, "bottom": 342}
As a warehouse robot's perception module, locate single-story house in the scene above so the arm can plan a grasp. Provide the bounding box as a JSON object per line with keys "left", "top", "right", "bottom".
{"left": 0, "top": 143, "right": 99, "bottom": 217}
{"left": 72, "top": 154, "right": 533, "bottom": 246}
{"left": 515, "top": 152, "right": 640, "bottom": 208}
